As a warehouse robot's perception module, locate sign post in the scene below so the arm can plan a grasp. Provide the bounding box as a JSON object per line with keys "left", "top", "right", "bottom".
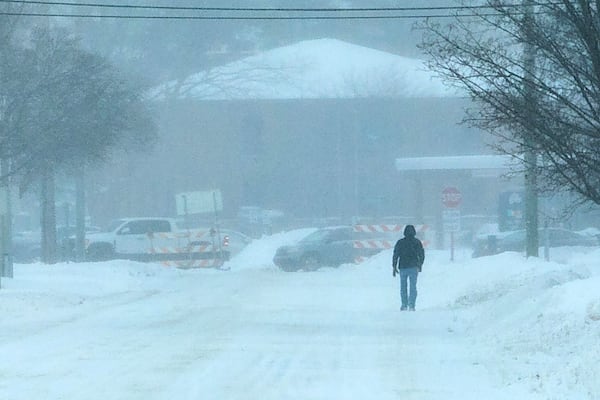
{"left": 442, "top": 187, "right": 462, "bottom": 262}
{"left": 175, "top": 190, "right": 223, "bottom": 216}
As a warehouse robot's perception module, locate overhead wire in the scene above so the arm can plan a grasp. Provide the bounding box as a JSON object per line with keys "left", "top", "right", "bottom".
{"left": 0, "top": 12, "right": 515, "bottom": 20}
{"left": 0, "top": 0, "right": 559, "bottom": 20}
{"left": 0, "top": 0, "right": 541, "bottom": 12}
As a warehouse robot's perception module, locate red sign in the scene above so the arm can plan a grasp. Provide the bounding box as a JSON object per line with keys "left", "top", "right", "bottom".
{"left": 442, "top": 187, "right": 462, "bottom": 208}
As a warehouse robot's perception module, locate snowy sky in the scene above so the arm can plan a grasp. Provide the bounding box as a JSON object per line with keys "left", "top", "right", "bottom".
{"left": 1, "top": 229, "right": 599, "bottom": 399}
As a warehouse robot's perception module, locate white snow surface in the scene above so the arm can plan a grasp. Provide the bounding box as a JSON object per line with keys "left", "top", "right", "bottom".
{"left": 1, "top": 229, "right": 599, "bottom": 400}
{"left": 153, "top": 38, "right": 456, "bottom": 100}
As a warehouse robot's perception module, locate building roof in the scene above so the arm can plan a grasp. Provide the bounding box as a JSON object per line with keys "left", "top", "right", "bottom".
{"left": 395, "top": 155, "right": 521, "bottom": 178}
{"left": 152, "top": 38, "right": 458, "bottom": 101}
{"left": 395, "top": 155, "right": 518, "bottom": 171}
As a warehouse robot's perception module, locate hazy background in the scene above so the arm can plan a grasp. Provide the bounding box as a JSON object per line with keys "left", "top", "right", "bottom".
{"left": 11, "top": 0, "right": 600, "bottom": 239}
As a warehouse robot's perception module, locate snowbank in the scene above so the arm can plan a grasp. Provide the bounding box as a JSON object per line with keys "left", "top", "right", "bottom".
{"left": 0, "top": 231, "right": 598, "bottom": 399}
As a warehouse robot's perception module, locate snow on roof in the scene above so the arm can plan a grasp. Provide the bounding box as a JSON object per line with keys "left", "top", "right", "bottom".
{"left": 152, "top": 38, "right": 458, "bottom": 100}
{"left": 395, "top": 155, "right": 519, "bottom": 171}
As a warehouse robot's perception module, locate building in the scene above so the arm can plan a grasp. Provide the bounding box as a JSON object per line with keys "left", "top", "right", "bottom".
{"left": 88, "top": 39, "right": 506, "bottom": 229}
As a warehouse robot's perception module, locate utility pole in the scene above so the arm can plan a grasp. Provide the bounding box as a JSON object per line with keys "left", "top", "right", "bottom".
{"left": 523, "top": 0, "right": 539, "bottom": 257}
{"left": 1, "top": 92, "right": 14, "bottom": 279}
{"left": 0, "top": 158, "right": 13, "bottom": 280}
{"left": 75, "top": 166, "right": 86, "bottom": 262}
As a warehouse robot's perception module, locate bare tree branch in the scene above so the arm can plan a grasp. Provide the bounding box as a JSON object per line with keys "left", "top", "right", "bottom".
{"left": 419, "top": 0, "right": 600, "bottom": 205}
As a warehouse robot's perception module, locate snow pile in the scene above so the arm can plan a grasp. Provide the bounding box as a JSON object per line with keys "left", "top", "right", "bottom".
{"left": 0, "top": 229, "right": 598, "bottom": 399}
{"left": 230, "top": 227, "right": 316, "bottom": 271}
{"left": 419, "top": 249, "right": 600, "bottom": 399}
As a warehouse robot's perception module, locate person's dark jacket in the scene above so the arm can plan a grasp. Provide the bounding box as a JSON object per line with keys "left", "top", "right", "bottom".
{"left": 392, "top": 225, "right": 425, "bottom": 273}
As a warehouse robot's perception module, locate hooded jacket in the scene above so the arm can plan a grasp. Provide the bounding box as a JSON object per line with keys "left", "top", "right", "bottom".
{"left": 392, "top": 225, "right": 425, "bottom": 270}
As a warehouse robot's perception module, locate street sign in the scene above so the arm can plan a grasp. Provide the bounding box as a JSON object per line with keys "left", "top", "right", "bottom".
{"left": 442, "top": 186, "right": 462, "bottom": 208}
{"left": 441, "top": 188, "right": 461, "bottom": 262}
{"left": 175, "top": 190, "right": 223, "bottom": 215}
{"left": 498, "top": 191, "right": 524, "bottom": 231}
{"left": 443, "top": 209, "right": 461, "bottom": 232}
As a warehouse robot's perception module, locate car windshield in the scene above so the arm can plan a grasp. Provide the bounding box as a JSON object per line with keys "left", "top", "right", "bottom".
{"left": 104, "top": 219, "right": 126, "bottom": 233}
{"left": 299, "top": 229, "right": 332, "bottom": 243}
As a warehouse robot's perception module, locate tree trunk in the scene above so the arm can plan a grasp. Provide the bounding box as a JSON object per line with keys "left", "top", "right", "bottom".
{"left": 524, "top": 152, "right": 539, "bottom": 257}
{"left": 523, "top": 0, "right": 539, "bottom": 257}
{"left": 75, "top": 166, "right": 86, "bottom": 262}
{"left": 40, "top": 166, "right": 57, "bottom": 264}
{"left": 0, "top": 158, "right": 13, "bottom": 277}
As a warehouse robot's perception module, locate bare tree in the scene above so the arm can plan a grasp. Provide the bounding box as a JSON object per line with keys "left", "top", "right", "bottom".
{"left": 419, "top": 1, "right": 600, "bottom": 206}
{"left": 4, "top": 26, "right": 156, "bottom": 263}
{"left": 0, "top": 4, "right": 30, "bottom": 275}
{"left": 0, "top": 5, "right": 27, "bottom": 178}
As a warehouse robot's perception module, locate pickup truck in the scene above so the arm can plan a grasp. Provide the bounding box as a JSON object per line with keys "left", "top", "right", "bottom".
{"left": 85, "top": 217, "right": 229, "bottom": 267}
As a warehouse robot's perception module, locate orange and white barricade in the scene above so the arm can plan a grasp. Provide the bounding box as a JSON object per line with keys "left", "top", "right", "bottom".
{"left": 353, "top": 224, "right": 429, "bottom": 263}
{"left": 147, "top": 230, "right": 228, "bottom": 269}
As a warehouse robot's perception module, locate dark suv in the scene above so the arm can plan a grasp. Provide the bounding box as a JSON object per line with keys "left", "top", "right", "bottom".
{"left": 472, "top": 228, "right": 598, "bottom": 257}
{"left": 273, "top": 226, "right": 381, "bottom": 272}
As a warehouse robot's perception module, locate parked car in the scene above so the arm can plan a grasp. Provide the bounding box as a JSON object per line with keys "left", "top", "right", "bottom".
{"left": 273, "top": 226, "right": 381, "bottom": 272}
{"left": 12, "top": 230, "right": 42, "bottom": 263}
{"left": 472, "top": 228, "right": 599, "bottom": 257}
{"left": 12, "top": 225, "right": 102, "bottom": 263}
{"left": 273, "top": 227, "right": 352, "bottom": 272}
{"left": 85, "top": 217, "right": 231, "bottom": 264}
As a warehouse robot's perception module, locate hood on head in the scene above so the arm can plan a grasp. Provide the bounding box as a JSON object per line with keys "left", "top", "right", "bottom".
{"left": 404, "top": 224, "right": 416, "bottom": 237}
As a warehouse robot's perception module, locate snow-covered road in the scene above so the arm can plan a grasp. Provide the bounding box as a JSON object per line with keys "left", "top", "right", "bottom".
{"left": 0, "top": 268, "right": 511, "bottom": 399}
{"left": 1, "top": 230, "right": 599, "bottom": 399}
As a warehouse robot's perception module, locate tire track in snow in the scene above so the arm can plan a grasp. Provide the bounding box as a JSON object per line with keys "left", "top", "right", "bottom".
{"left": 0, "top": 273, "right": 246, "bottom": 400}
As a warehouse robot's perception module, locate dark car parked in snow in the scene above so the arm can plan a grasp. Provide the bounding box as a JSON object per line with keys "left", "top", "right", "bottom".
{"left": 12, "top": 225, "right": 102, "bottom": 263}
{"left": 472, "top": 228, "right": 598, "bottom": 257}
{"left": 12, "top": 231, "right": 42, "bottom": 263}
{"left": 273, "top": 226, "right": 381, "bottom": 272}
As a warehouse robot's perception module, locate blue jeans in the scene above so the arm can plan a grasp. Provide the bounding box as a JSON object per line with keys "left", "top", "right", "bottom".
{"left": 399, "top": 267, "right": 419, "bottom": 308}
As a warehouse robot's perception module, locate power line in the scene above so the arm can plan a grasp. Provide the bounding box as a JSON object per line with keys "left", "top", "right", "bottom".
{"left": 0, "top": 0, "right": 541, "bottom": 13}
{"left": 0, "top": 0, "right": 557, "bottom": 20}
{"left": 0, "top": 11, "right": 504, "bottom": 20}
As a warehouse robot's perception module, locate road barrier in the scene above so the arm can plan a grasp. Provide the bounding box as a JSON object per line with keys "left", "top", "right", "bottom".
{"left": 353, "top": 224, "right": 429, "bottom": 263}
{"left": 146, "top": 230, "right": 227, "bottom": 268}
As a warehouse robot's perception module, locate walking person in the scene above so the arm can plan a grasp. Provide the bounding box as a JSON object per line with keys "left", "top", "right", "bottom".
{"left": 392, "top": 224, "right": 425, "bottom": 311}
